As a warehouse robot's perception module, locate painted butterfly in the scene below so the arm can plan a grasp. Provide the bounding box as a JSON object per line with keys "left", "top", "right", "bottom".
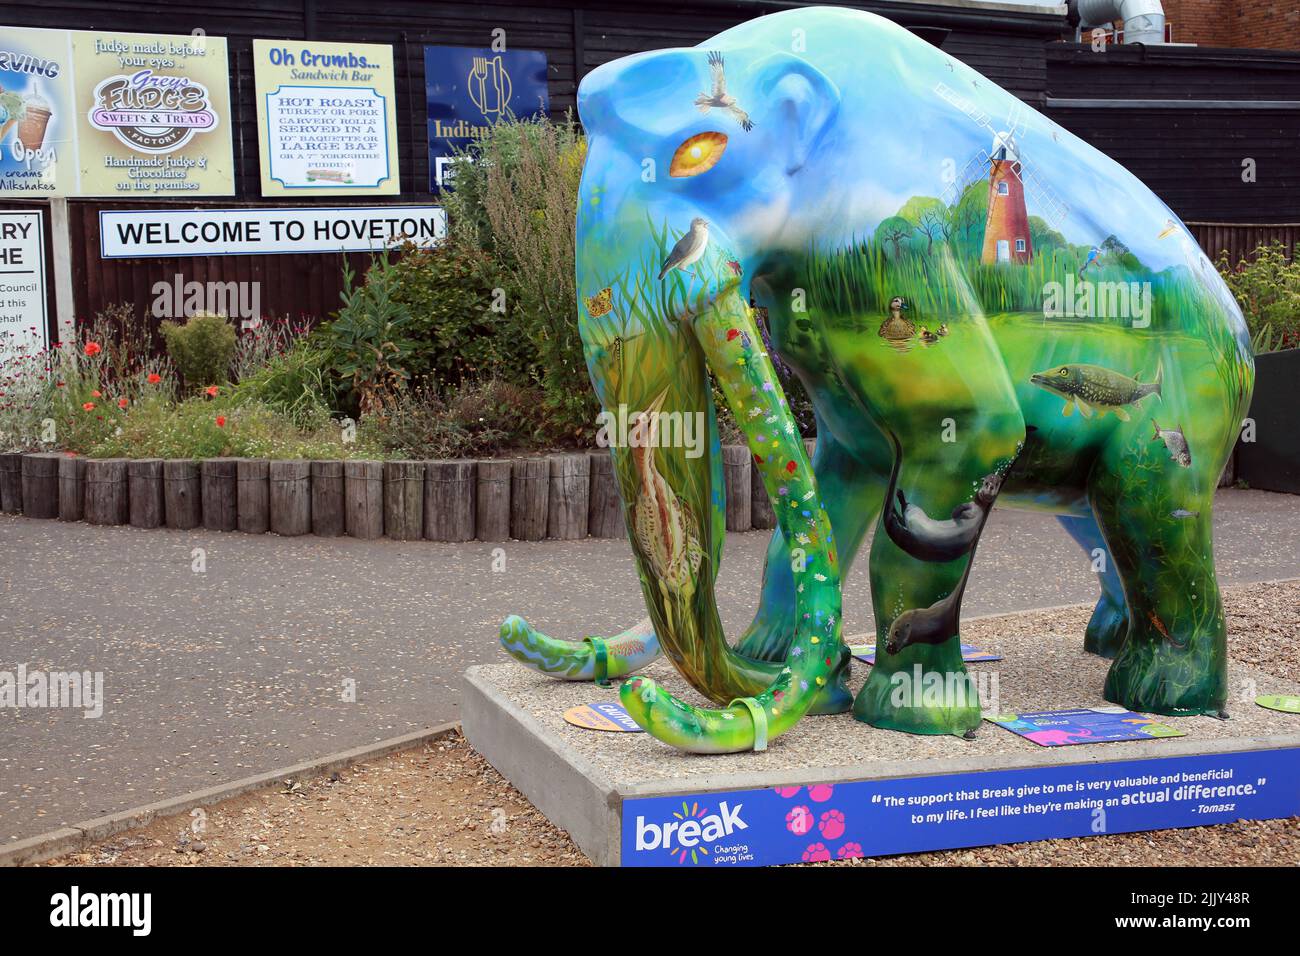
{"left": 584, "top": 287, "right": 613, "bottom": 317}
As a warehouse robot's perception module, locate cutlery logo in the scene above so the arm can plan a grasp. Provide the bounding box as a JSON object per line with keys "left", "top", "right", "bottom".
{"left": 467, "top": 55, "right": 512, "bottom": 120}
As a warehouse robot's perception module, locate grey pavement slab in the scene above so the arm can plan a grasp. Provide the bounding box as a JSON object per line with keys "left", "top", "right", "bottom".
{"left": 0, "top": 487, "right": 1296, "bottom": 845}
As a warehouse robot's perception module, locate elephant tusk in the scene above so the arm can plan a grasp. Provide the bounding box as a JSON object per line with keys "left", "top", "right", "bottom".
{"left": 498, "top": 615, "right": 661, "bottom": 681}
{"left": 620, "top": 287, "right": 844, "bottom": 753}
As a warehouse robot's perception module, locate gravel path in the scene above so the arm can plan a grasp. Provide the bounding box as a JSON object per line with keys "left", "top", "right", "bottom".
{"left": 38, "top": 578, "right": 1300, "bottom": 867}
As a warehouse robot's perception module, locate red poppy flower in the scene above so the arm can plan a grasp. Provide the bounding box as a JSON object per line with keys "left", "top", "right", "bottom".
{"left": 118, "top": 398, "right": 129, "bottom": 409}
{"left": 786, "top": 461, "right": 797, "bottom": 474}
{"left": 92, "top": 390, "right": 102, "bottom": 398}
{"left": 205, "top": 385, "right": 219, "bottom": 397}
{"left": 147, "top": 373, "right": 161, "bottom": 385}
{"left": 84, "top": 342, "right": 102, "bottom": 357}
{"left": 215, "top": 415, "right": 226, "bottom": 427}
{"left": 82, "top": 402, "right": 95, "bottom": 411}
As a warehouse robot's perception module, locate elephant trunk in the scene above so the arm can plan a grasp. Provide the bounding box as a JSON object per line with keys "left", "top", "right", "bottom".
{"left": 620, "top": 287, "right": 844, "bottom": 752}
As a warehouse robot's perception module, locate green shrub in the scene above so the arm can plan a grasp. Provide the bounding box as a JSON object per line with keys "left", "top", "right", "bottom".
{"left": 386, "top": 240, "right": 533, "bottom": 388}
{"left": 230, "top": 338, "right": 336, "bottom": 429}
{"left": 39, "top": 306, "right": 177, "bottom": 454}
{"left": 231, "top": 315, "right": 313, "bottom": 382}
{"left": 1217, "top": 241, "right": 1300, "bottom": 351}
{"left": 314, "top": 256, "right": 413, "bottom": 417}
{"left": 86, "top": 391, "right": 377, "bottom": 461}
{"left": 159, "top": 312, "right": 237, "bottom": 390}
{"left": 444, "top": 114, "right": 596, "bottom": 442}
{"left": 365, "top": 378, "right": 547, "bottom": 459}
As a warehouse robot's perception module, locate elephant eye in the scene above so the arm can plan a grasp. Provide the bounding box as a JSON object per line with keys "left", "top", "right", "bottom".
{"left": 669, "top": 131, "right": 728, "bottom": 178}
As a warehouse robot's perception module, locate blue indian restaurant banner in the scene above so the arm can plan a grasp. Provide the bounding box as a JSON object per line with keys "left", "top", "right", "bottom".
{"left": 423, "top": 46, "right": 548, "bottom": 191}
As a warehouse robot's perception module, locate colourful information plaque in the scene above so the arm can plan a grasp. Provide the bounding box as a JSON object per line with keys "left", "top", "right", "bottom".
{"left": 987, "top": 707, "right": 1185, "bottom": 747}
{"left": 563, "top": 702, "right": 644, "bottom": 733}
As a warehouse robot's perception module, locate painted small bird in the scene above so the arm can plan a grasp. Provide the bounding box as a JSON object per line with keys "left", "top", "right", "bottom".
{"left": 1078, "top": 246, "right": 1101, "bottom": 278}
{"left": 658, "top": 217, "right": 709, "bottom": 280}
{"left": 695, "top": 51, "right": 753, "bottom": 131}
{"left": 919, "top": 327, "right": 940, "bottom": 343}
{"left": 936, "top": 323, "right": 949, "bottom": 337}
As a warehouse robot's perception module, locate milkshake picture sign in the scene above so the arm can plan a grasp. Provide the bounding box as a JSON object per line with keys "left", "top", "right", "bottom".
{"left": 0, "top": 27, "right": 76, "bottom": 197}
{"left": 72, "top": 30, "right": 234, "bottom": 196}
{"left": 253, "top": 39, "right": 399, "bottom": 196}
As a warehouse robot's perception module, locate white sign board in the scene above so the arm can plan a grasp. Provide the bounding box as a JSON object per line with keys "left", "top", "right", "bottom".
{"left": 264, "top": 85, "right": 393, "bottom": 190}
{"left": 98, "top": 205, "right": 445, "bottom": 258}
{"left": 0, "top": 211, "right": 48, "bottom": 351}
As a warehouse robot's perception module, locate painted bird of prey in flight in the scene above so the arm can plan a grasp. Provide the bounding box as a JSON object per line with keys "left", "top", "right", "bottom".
{"left": 695, "top": 51, "right": 753, "bottom": 131}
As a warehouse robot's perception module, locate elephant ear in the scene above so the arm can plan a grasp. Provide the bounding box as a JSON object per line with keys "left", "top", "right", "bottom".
{"left": 748, "top": 52, "right": 841, "bottom": 175}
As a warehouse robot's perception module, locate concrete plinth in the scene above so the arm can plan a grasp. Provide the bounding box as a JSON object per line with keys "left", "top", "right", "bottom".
{"left": 464, "top": 624, "right": 1300, "bottom": 866}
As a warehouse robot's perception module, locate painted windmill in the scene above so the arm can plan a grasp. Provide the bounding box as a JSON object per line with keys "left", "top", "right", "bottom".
{"left": 936, "top": 84, "right": 1069, "bottom": 265}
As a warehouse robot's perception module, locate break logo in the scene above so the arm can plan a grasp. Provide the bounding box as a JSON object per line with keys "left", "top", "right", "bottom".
{"left": 88, "top": 69, "right": 219, "bottom": 153}
{"left": 634, "top": 800, "right": 747, "bottom": 862}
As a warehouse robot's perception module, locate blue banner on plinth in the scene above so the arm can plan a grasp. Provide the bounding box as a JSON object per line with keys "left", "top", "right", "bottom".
{"left": 621, "top": 747, "right": 1300, "bottom": 866}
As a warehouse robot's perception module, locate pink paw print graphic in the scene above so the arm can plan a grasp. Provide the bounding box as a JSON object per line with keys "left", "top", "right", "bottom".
{"left": 802, "top": 842, "right": 832, "bottom": 863}
{"left": 818, "top": 809, "right": 845, "bottom": 840}
{"left": 837, "top": 842, "right": 864, "bottom": 860}
{"left": 807, "top": 784, "right": 835, "bottom": 803}
{"left": 773, "top": 785, "right": 801, "bottom": 799}
{"left": 785, "top": 805, "right": 814, "bottom": 835}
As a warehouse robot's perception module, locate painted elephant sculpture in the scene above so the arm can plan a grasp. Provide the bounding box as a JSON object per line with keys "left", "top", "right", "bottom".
{"left": 499, "top": 7, "right": 1253, "bottom": 754}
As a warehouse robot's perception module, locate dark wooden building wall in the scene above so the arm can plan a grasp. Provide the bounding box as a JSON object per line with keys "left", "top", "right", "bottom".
{"left": 0, "top": 0, "right": 1068, "bottom": 204}
{"left": 0, "top": 0, "right": 1068, "bottom": 330}
{"left": 2, "top": 0, "right": 1296, "bottom": 330}
{"left": 1187, "top": 222, "right": 1300, "bottom": 266}
{"left": 1044, "top": 42, "right": 1300, "bottom": 223}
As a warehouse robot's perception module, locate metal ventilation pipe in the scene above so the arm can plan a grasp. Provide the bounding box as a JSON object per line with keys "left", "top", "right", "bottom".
{"left": 1073, "top": 0, "right": 1167, "bottom": 44}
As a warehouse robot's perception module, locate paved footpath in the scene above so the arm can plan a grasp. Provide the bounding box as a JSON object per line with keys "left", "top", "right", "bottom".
{"left": 1, "top": 487, "right": 1296, "bottom": 845}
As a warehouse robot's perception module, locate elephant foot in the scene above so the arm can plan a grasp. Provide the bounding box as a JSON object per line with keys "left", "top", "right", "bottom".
{"left": 851, "top": 642, "right": 983, "bottom": 736}
{"left": 733, "top": 616, "right": 849, "bottom": 714}
{"left": 808, "top": 654, "right": 853, "bottom": 715}
{"left": 498, "top": 615, "right": 660, "bottom": 682}
{"left": 1103, "top": 626, "right": 1226, "bottom": 718}
{"left": 735, "top": 609, "right": 795, "bottom": 664}
{"left": 1083, "top": 596, "right": 1128, "bottom": 659}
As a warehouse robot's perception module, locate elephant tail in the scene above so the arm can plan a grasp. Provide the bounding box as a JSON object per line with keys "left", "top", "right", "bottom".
{"left": 499, "top": 615, "right": 661, "bottom": 682}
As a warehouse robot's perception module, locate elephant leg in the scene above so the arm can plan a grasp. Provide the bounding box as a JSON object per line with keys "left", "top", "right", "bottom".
{"left": 852, "top": 414, "right": 1024, "bottom": 736}
{"left": 1056, "top": 514, "right": 1128, "bottom": 658}
{"left": 1088, "top": 440, "right": 1228, "bottom": 718}
{"left": 735, "top": 427, "right": 886, "bottom": 714}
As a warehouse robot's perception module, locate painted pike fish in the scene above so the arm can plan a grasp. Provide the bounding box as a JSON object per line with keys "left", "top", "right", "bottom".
{"left": 1030, "top": 363, "right": 1162, "bottom": 421}
{"left": 1151, "top": 419, "right": 1192, "bottom": 467}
